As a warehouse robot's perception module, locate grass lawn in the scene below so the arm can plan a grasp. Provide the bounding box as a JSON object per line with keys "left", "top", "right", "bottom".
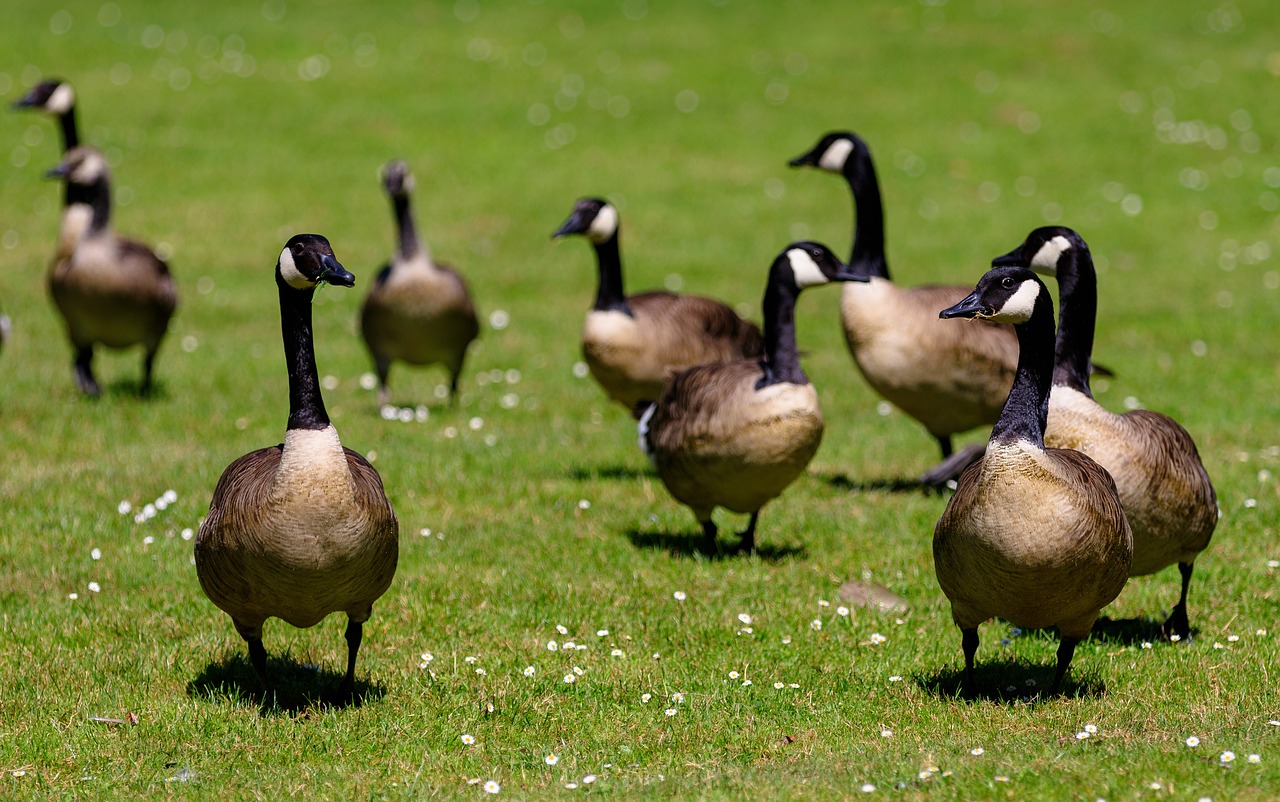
{"left": 1, "top": 1, "right": 1277, "bottom": 799}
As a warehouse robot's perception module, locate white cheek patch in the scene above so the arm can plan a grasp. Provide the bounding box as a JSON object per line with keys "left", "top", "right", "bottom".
{"left": 48, "top": 83, "right": 76, "bottom": 114}
{"left": 278, "top": 246, "right": 314, "bottom": 288}
{"left": 1030, "top": 235, "right": 1071, "bottom": 276}
{"left": 818, "top": 138, "right": 854, "bottom": 172}
{"left": 990, "top": 279, "right": 1041, "bottom": 323}
{"left": 586, "top": 203, "right": 618, "bottom": 243}
{"left": 72, "top": 151, "right": 107, "bottom": 184}
{"left": 787, "top": 249, "right": 829, "bottom": 288}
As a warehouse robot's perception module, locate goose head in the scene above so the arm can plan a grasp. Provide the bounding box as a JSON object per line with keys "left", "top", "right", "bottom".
{"left": 45, "top": 145, "right": 108, "bottom": 187}
{"left": 13, "top": 79, "right": 75, "bottom": 114}
{"left": 773, "top": 241, "right": 867, "bottom": 289}
{"left": 552, "top": 197, "right": 618, "bottom": 244}
{"left": 788, "top": 131, "right": 868, "bottom": 177}
{"left": 382, "top": 159, "right": 415, "bottom": 199}
{"left": 939, "top": 266, "right": 1048, "bottom": 326}
{"left": 277, "top": 234, "right": 356, "bottom": 291}
{"left": 992, "top": 226, "right": 1088, "bottom": 278}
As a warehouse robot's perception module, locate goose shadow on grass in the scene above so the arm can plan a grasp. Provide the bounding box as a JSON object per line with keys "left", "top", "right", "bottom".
{"left": 822, "top": 471, "right": 946, "bottom": 496}
{"left": 569, "top": 464, "right": 654, "bottom": 482}
{"left": 77, "top": 379, "right": 171, "bottom": 401}
{"left": 625, "top": 528, "right": 806, "bottom": 561}
{"left": 919, "top": 658, "right": 1106, "bottom": 703}
{"left": 187, "top": 652, "right": 386, "bottom": 716}
{"left": 1088, "top": 615, "right": 1185, "bottom": 647}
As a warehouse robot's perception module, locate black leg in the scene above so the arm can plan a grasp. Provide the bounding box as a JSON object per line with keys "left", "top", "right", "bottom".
{"left": 1051, "top": 637, "right": 1080, "bottom": 694}
{"left": 937, "top": 435, "right": 953, "bottom": 459}
{"left": 246, "top": 636, "right": 271, "bottom": 701}
{"left": 919, "top": 444, "right": 987, "bottom": 488}
{"left": 448, "top": 366, "right": 462, "bottom": 407}
{"left": 340, "top": 619, "right": 363, "bottom": 695}
{"left": 1161, "top": 562, "right": 1194, "bottom": 641}
{"left": 140, "top": 349, "right": 157, "bottom": 396}
{"left": 961, "top": 628, "right": 979, "bottom": 690}
{"left": 736, "top": 512, "right": 759, "bottom": 554}
{"left": 700, "top": 519, "right": 719, "bottom": 555}
{"left": 375, "top": 359, "right": 391, "bottom": 406}
{"left": 74, "top": 345, "right": 100, "bottom": 396}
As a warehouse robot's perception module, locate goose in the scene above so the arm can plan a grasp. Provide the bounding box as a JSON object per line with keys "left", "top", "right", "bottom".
{"left": 639, "top": 241, "right": 867, "bottom": 554}
{"left": 553, "top": 197, "right": 766, "bottom": 419}
{"left": 360, "top": 160, "right": 479, "bottom": 406}
{"left": 993, "top": 226, "right": 1217, "bottom": 640}
{"left": 45, "top": 146, "right": 178, "bottom": 396}
{"left": 196, "top": 234, "right": 399, "bottom": 698}
{"left": 934, "top": 266, "right": 1132, "bottom": 693}
{"left": 12, "top": 78, "right": 79, "bottom": 149}
{"left": 789, "top": 132, "right": 1020, "bottom": 484}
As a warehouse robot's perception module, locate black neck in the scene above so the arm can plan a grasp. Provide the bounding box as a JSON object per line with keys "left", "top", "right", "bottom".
{"left": 1049, "top": 246, "right": 1096, "bottom": 396}
{"left": 391, "top": 194, "right": 421, "bottom": 262}
{"left": 757, "top": 271, "right": 807, "bottom": 388}
{"left": 60, "top": 110, "right": 79, "bottom": 150}
{"left": 277, "top": 276, "right": 331, "bottom": 431}
{"left": 71, "top": 178, "right": 111, "bottom": 233}
{"left": 989, "top": 291, "right": 1055, "bottom": 447}
{"left": 844, "top": 154, "right": 891, "bottom": 280}
{"left": 590, "top": 231, "right": 632, "bottom": 315}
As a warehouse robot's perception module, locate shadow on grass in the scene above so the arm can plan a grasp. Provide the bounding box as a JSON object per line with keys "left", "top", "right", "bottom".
{"left": 625, "top": 528, "right": 806, "bottom": 561}
{"left": 569, "top": 464, "right": 653, "bottom": 482}
{"left": 822, "top": 472, "right": 946, "bottom": 496}
{"left": 187, "top": 651, "right": 385, "bottom": 716}
{"left": 1088, "top": 615, "right": 1186, "bottom": 646}
{"left": 919, "top": 658, "right": 1105, "bottom": 703}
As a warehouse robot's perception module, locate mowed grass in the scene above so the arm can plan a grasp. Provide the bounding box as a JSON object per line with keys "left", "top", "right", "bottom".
{"left": 1, "top": 1, "right": 1278, "bottom": 799}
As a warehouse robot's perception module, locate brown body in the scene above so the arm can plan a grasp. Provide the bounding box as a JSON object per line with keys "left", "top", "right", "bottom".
{"left": 585, "top": 292, "right": 764, "bottom": 415}
{"left": 934, "top": 440, "right": 1132, "bottom": 639}
{"left": 646, "top": 359, "right": 823, "bottom": 521}
{"left": 1047, "top": 387, "right": 1216, "bottom": 576}
{"left": 842, "top": 278, "right": 1017, "bottom": 441}
{"left": 196, "top": 426, "right": 399, "bottom": 640}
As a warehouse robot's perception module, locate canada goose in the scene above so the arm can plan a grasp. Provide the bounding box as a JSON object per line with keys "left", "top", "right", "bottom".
{"left": 13, "top": 78, "right": 80, "bottom": 208}
{"left": 993, "top": 227, "right": 1217, "bottom": 640}
{"left": 12, "top": 78, "right": 79, "bottom": 149}
{"left": 789, "top": 132, "right": 1019, "bottom": 483}
{"left": 639, "top": 241, "right": 866, "bottom": 554}
{"left": 196, "top": 234, "right": 399, "bottom": 698}
{"left": 45, "top": 146, "right": 178, "bottom": 396}
{"left": 553, "top": 197, "right": 766, "bottom": 419}
{"left": 935, "top": 266, "right": 1132, "bottom": 693}
{"left": 360, "top": 160, "right": 479, "bottom": 406}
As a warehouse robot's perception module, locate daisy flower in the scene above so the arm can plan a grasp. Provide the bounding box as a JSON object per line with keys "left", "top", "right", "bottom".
{"left": 483, "top": 780, "right": 500, "bottom": 794}
{"left": 461, "top": 734, "right": 476, "bottom": 745}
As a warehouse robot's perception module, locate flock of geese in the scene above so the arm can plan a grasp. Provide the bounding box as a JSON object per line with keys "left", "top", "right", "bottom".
{"left": 12, "top": 78, "right": 1217, "bottom": 696}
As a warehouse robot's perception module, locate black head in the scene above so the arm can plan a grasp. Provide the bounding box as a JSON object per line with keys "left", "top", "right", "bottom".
{"left": 45, "top": 145, "right": 108, "bottom": 186}
{"left": 992, "top": 226, "right": 1088, "bottom": 278}
{"left": 13, "top": 79, "right": 74, "bottom": 113}
{"left": 277, "top": 234, "right": 356, "bottom": 290}
{"left": 787, "top": 131, "right": 869, "bottom": 175}
{"left": 939, "top": 266, "right": 1048, "bottom": 325}
{"left": 382, "top": 159, "right": 414, "bottom": 198}
{"left": 552, "top": 197, "right": 617, "bottom": 243}
{"left": 772, "top": 240, "right": 867, "bottom": 289}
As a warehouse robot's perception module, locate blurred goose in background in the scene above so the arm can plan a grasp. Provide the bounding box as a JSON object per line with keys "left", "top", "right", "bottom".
{"left": 934, "top": 266, "right": 1132, "bottom": 693}
{"left": 993, "top": 226, "right": 1217, "bottom": 640}
{"left": 360, "top": 160, "right": 479, "bottom": 406}
{"left": 553, "top": 197, "right": 765, "bottom": 419}
{"left": 789, "top": 131, "right": 1020, "bottom": 485}
{"left": 14, "top": 78, "right": 80, "bottom": 208}
{"left": 640, "top": 241, "right": 866, "bottom": 554}
{"left": 196, "top": 234, "right": 399, "bottom": 700}
{"left": 45, "top": 146, "right": 178, "bottom": 395}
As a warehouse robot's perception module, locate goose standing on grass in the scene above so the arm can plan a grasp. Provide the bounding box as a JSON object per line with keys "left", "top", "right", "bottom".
{"left": 197, "top": 235, "right": 398, "bottom": 699}
{"left": 934, "top": 266, "right": 1132, "bottom": 693}
{"left": 993, "top": 227, "right": 1217, "bottom": 640}
{"left": 640, "top": 242, "right": 866, "bottom": 554}
{"left": 789, "top": 132, "right": 1019, "bottom": 484}
{"left": 45, "top": 146, "right": 178, "bottom": 396}
{"left": 553, "top": 197, "right": 765, "bottom": 419}
{"left": 360, "top": 160, "right": 479, "bottom": 407}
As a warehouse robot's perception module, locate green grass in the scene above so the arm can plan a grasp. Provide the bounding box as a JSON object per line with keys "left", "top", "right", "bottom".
{"left": 2, "top": 0, "right": 1278, "bottom": 799}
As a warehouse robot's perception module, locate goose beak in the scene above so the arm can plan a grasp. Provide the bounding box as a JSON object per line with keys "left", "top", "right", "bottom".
{"left": 788, "top": 149, "right": 819, "bottom": 168}
{"left": 833, "top": 261, "right": 871, "bottom": 283}
{"left": 939, "top": 290, "right": 990, "bottom": 320}
{"left": 551, "top": 211, "right": 588, "bottom": 239}
{"left": 991, "top": 247, "right": 1025, "bottom": 268}
{"left": 44, "top": 160, "right": 70, "bottom": 180}
{"left": 319, "top": 255, "right": 355, "bottom": 288}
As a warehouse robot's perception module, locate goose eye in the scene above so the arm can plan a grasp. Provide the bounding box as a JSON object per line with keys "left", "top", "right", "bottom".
{"left": 1001, "top": 277, "right": 1015, "bottom": 288}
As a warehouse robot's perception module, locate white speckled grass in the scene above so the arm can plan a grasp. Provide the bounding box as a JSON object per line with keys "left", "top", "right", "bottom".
{"left": 1, "top": 1, "right": 1278, "bottom": 800}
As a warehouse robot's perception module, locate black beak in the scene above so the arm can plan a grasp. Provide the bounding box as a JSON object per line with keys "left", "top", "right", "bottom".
{"left": 551, "top": 210, "right": 590, "bottom": 239}
{"left": 991, "top": 247, "right": 1024, "bottom": 268}
{"left": 788, "top": 148, "right": 819, "bottom": 168}
{"left": 45, "top": 161, "right": 70, "bottom": 180}
{"left": 832, "top": 261, "right": 871, "bottom": 283}
{"left": 939, "top": 289, "right": 990, "bottom": 320}
{"left": 319, "top": 255, "right": 355, "bottom": 288}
